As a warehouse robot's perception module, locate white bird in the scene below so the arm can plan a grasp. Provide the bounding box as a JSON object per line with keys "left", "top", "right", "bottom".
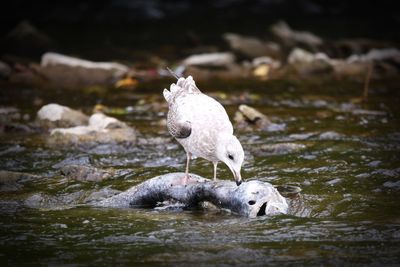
{"left": 163, "top": 75, "right": 244, "bottom": 186}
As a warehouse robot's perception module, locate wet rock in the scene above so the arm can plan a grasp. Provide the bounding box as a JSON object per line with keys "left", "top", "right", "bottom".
{"left": 48, "top": 113, "right": 136, "bottom": 147}
{"left": 182, "top": 52, "right": 235, "bottom": 67}
{"left": 235, "top": 105, "right": 276, "bottom": 131}
{"left": 24, "top": 191, "right": 86, "bottom": 209}
{"left": 0, "top": 61, "right": 12, "bottom": 79}
{"left": 271, "top": 21, "right": 323, "bottom": 49}
{"left": 37, "top": 103, "right": 89, "bottom": 128}
{"left": 96, "top": 172, "right": 288, "bottom": 218}
{"left": 61, "top": 165, "right": 114, "bottom": 182}
{"left": 0, "top": 170, "right": 41, "bottom": 192}
{"left": 289, "top": 132, "right": 316, "bottom": 140}
{"left": 85, "top": 187, "right": 121, "bottom": 203}
{"left": 257, "top": 143, "right": 306, "bottom": 155}
{"left": 33, "top": 52, "right": 129, "bottom": 88}
{"left": 319, "top": 131, "right": 342, "bottom": 140}
{"left": 223, "top": 33, "right": 281, "bottom": 58}
{"left": 52, "top": 155, "right": 91, "bottom": 169}
{"left": 383, "top": 180, "right": 400, "bottom": 190}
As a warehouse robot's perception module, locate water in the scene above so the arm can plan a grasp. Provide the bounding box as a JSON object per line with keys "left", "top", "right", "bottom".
{"left": 1, "top": 79, "right": 400, "bottom": 265}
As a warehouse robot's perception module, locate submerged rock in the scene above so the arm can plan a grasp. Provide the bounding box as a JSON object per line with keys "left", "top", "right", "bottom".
{"left": 37, "top": 103, "right": 89, "bottom": 128}
{"left": 61, "top": 165, "right": 114, "bottom": 182}
{"left": 256, "top": 143, "right": 306, "bottom": 155}
{"left": 0, "top": 170, "right": 41, "bottom": 192}
{"left": 48, "top": 113, "right": 136, "bottom": 147}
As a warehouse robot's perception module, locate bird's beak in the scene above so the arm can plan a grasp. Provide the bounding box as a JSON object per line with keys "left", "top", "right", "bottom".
{"left": 233, "top": 170, "right": 242, "bottom": 186}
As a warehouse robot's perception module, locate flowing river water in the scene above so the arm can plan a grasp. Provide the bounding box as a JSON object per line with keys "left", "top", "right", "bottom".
{"left": 1, "top": 79, "right": 399, "bottom": 265}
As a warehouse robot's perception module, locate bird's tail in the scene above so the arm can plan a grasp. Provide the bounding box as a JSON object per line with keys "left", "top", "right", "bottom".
{"left": 163, "top": 76, "right": 200, "bottom": 103}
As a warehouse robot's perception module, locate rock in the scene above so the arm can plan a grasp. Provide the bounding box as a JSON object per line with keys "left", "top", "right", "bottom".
{"left": 223, "top": 33, "right": 281, "bottom": 58}
{"left": 85, "top": 187, "right": 121, "bottom": 203}
{"left": 252, "top": 57, "right": 282, "bottom": 80}
{"left": 61, "top": 165, "right": 114, "bottom": 182}
{"left": 96, "top": 172, "right": 288, "bottom": 218}
{"left": 0, "top": 61, "right": 12, "bottom": 79}
{"left": 235, "top": 105, "right": 272, "bottom": 131}
{"left": 331, "top": 39, "right": 395, "bottom": 58}
{"left": 36, "top": 103, "right": 89, "bottom": 128}
{"left": 24, "top": 191, "right": 86, "bottom": 209}
{"left": 287, "top": 48, "right": 333, "bottom": 75}
{"left": 270, "top": 21, "right": 323, "bottom": 49}
{"left": 48, "top": 113, "right": 136, "bottom": 147}
{"left": 347, "top": 48, "right": 400, "bottom": 63}
{"left": 182, "top": 52, "right": 235, "bottom": 67}
{"left": 257, "top": 143, "right": 306, "bottom": 155}
{"left": 0, "top": 170, "right": 41, "bottom": 192}
{"left": 33, "top": 52, "right": 129, "bottom": 88}
{"left": 0, "top": 107, "right": 20, "bottom": 122}
{"left": 318, "top": 131, "right": 342, "bottom": 140}
{"left": 3, "top": 20, "right": 55, "bottom": 56}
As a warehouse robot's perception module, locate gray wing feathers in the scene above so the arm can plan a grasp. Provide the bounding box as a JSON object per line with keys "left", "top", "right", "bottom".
{"left": 167, "top": 116, "right": 191, "bottom": 139}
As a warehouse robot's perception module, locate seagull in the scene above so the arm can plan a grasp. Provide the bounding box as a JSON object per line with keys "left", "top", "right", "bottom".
{"left": 163, "top": 75, "right": 244, "bottom": 186}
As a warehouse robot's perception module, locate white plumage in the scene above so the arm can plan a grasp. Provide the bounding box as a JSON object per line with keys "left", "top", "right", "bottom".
{"left": 164, "top": 76, "right": 244, "bottom": 185}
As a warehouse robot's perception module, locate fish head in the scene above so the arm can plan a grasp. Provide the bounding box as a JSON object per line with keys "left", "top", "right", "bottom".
{"left": 217, "top": 134, "right": 244, "bottom": 186}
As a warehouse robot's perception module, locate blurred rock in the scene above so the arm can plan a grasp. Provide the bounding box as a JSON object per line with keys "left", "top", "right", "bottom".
{"left": 2, "top": 20, "right": 55, "bottom": 56}
{"left": 182, "top": 52, "right": 235, "bottom": 67}
{"left": 0, "top": 107, "right": 20, "bottom": 122}
{"left": 287, "top": 48, "right": 333, "bottom": 75}
{"left": 0, "top": 170, "right": 41, "bottom": 192}
{"left": 37, "top": 103, "right": 89, "bottom": 128}
{"left": 0, "top": 61, "right": 11, "bottom": 79}
{"left": 61, "top": 165, "right": 114, "bottom": 182}
{"left": 223, "top": 33, "right": 281, "bottom": 58}
{"left": 347, "top": 48, "right": 400, "bottom": 63}
{"left": 32, "top": 52, "right": 129, "bottom": 88}
{"left": 331, "top": 39, "right": 396, "bottom": 58}
{"left": 271, "top": 21, "right": 323, "bottom": 50}
{"left": 252, "top": 57, "right": 281, "bottom": 80}
{"left": 48, "top": 113, "right": 137, "bottom": 147}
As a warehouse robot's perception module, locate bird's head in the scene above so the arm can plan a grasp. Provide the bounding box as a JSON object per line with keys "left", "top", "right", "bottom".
{"left": 216, "top": 133, "right": 245, "bottom": 186}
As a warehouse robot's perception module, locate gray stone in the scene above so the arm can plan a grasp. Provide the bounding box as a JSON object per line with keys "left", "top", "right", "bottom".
{"left": 61, "top": 165, "right": 114, "bottom": 182}
{"left": 37, "top": 103, "right": 89, "bottom": 128}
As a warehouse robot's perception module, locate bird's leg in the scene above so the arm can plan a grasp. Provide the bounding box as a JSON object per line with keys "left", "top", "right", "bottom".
{"left": 213, "top": 162, "right": 218, "bottom": 181}
{"left": 182, "top": 152, "right": 191, "bottom": 185}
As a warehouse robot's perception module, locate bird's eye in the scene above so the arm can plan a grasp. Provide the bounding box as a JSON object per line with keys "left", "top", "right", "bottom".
{"left": 228, "top": 154, "right": 234, "bottom": 160}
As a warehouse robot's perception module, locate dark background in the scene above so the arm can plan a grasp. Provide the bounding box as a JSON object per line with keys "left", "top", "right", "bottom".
{"left": 0, "top": 0, "right": 399, "bottom": 61}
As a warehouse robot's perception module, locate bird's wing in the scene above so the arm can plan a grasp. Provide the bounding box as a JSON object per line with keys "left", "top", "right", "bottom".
{"left": 167, "top": 107, "right": 192, "bottom": 139}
